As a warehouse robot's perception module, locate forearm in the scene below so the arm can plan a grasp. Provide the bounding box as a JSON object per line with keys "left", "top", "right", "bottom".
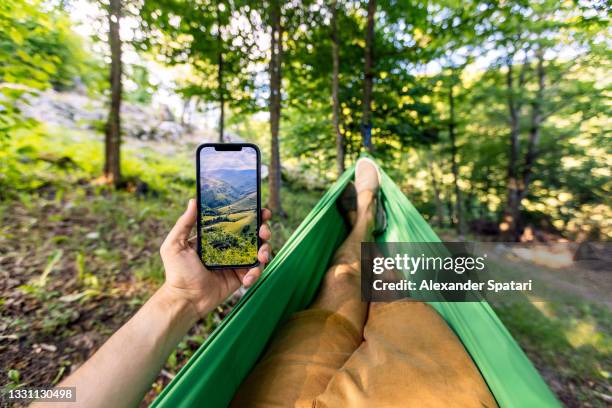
{"left": 38, "top": 285, "right": 199, "bottom": 408}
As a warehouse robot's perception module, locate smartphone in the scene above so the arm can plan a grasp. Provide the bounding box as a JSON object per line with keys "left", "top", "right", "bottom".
{"left": 196, "top": 143, "right": 261, "bottom": 269}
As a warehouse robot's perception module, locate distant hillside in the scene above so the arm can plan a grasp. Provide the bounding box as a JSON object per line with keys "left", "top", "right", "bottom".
{"left": 207, "top": 169, "right": 256, "bottom": 192}
{"left": 200, "top": 178, "right": 239, "bottom": 209}
{"left": 203, "top": 211, "right": 256, "bottom": 234}
{"left": 201, "top": 169, "right": 256, "bottom": 210}
{"left": 216, "top": 191, "right": 257, "bottom": 214}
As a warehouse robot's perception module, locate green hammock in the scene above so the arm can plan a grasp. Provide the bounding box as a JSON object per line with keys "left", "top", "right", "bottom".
{"left": 152, "top": 163, "right": 560, "bottom": 408}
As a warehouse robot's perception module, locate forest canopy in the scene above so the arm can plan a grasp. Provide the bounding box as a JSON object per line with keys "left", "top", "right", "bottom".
{"left": 1, "top": 0, "right": 610, "bottom": 242}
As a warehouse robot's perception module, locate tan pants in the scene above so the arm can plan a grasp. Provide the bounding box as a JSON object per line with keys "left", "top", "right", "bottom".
{"left": 232, "top": 223, "right": 497, "bottom": 407}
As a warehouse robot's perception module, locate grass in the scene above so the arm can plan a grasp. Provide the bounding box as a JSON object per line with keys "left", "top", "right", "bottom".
{"left": 492, "top": 294, "right": 611, "bottom": 407}
{"left": 216, "top": 192, "right": 257, "bottom": 214}
{"left": 489, "top": 250, "right": 611, "bottom": 407}
{"left": 435, "top": 232, "right": 612, "bottom": 407}
{"left": 229, "top": 212, "right": 250, "bottom": 221}
{"left": 209, "top": 213, "right": 255, "bottom": 234}
{"left": 201, "top": 222, "right": 258, "bottom": 266}
{"left": 495, "top": 301, "right": 611, "bottom": 407}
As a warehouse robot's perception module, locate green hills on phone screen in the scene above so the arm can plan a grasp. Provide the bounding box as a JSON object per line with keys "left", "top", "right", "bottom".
{"left": 200, "top": 165, "right": 258, "bottom": 266}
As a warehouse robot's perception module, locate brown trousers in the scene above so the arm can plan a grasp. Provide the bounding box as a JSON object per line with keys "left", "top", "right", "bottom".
{"left": 232, "top": 226, "right": 497, "bottom": 408}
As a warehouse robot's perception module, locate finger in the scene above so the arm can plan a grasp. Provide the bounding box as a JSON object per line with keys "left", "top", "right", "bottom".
{"left": 221, "top": 268, "right": 247, "bottom": 293}
{"left": 261, "top": 208, "right": 272, "bottom": 222}
{"left": 165, "top": 199, "right": 197, "bottom": 245}
{"left": 233, "top": 268, "right": 248, "bottom": 277}
{"left": 243, "top": 266, "right": 262, "bottom": 288}
{"left": 258, "top": 223, "right": 271, "bottom": 241}
{"left": 258, "top": 243, "right": 271, "bottom": 264}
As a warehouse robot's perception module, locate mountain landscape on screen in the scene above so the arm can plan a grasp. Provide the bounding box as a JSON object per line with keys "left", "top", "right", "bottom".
{"left": 200, "top": 169, "right": 257, "bottom": 209}
{"left": 200, "top": 167, "right": 258, "bottom": 266}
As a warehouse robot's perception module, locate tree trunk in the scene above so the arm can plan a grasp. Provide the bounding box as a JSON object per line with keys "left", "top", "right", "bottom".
{"left": 217, "top": 8, "right": 225, "bottom": 143}
{"left": 427, "top": 159, "right": 445, "bottom": 228}
{"left": 330, "top": 0, "right": 344, "bottom": 175}
{"left": 502, "top": 53, "right": 532, "bottom": 240}
{"left": 448, "top": 81, "right": 465, "bottom": 236}
{"left": 481, "top": 165, "right": 491, "bottom": 219}
{"left": 521, "top": 49, "right": 545, "bottom": 203}
{"left": 361, "top": 0, "right": 375, "bottom": 152}
{"left": 503, "top": 61, "right": 522, "bottom": 240}
{"left": 181, "top": 96, "right": 192, "bottom": 127}
{"left": 104, "top": 0, "right": 122, "bottom": 187}
{"left": 446, "top": 182, "right": 455, "bottom": 224}
{"left": 268, "top": 0, "right": 284, "bottom": 216}
{"left": 218, "top": 51, "right": 225, "bottom": 142}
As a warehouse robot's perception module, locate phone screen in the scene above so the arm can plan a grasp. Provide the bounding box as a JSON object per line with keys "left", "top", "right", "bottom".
{"left": 198, "top": 145, "right": 259, "bottom": 267}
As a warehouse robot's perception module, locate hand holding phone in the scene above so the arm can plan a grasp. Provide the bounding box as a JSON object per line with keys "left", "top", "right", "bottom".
{"left": 159, "top": 199, "right": 271, "bottom": 320}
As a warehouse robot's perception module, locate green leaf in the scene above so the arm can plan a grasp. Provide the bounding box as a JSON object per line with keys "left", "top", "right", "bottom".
{"left": 37, "top": 249, "right": 63, "bottom": 287}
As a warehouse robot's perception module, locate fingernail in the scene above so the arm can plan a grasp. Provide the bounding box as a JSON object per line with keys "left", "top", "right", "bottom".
{"left": 263, "top": 251, "right": 269, "bottom": 261}
{"left": 244, "top": 275, "right": 254, "bottom": 286}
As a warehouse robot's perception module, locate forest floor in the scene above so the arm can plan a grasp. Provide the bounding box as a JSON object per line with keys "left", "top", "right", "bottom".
{"left": 0, "top": 124, "right": 610, "bottom": 407}
{"left": 486, "top": 250, "right": 611, "bottom": 406}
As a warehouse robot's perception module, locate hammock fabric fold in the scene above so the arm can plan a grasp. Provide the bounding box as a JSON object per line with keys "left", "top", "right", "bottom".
{"left": 152, "top": 163, "right": 560, "bottom": 408}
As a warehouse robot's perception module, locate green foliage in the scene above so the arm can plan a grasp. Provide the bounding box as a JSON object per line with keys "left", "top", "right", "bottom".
{"left": 283, "top": 2, "right": 441, "bottom": 174}
{"left": 261, "top": 181, "right": 323, "bottom": 250}
{"left": 6, "top": 368, "right": 24, "bottom": 389}
{"left": 0, "top": 1, "right": 103, "bottom": 139}
{"left": 125, "top": 64, "right": 158, "bottom": 105}
{"left": 0, "top": 123, "right": 194, "bottom": 200}
{"left": 139, "top": 0, "right": 258, "bottom": 114}
{"left": 201, "top": 228, "right": 258, "bottom": 266}
{"left": 0, "top": 1, "right": 55, "bottom": 138}
{"left": 375, "top": 0, "right": 612, "bottom": 239}
{"left": 201, "top": 209, "right": 258, "bottom": 265}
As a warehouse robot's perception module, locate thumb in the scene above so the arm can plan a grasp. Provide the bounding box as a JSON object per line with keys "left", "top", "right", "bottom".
{"left": 166, "top": 199, "right": 197, "bottom": 244}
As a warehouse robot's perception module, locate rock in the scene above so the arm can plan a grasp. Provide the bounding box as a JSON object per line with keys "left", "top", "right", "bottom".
{"left": 33, "top": 343, "right": 57, "bottom": 353}
{"left": 155, "top": 121, "right": 184, "bottom": 141}
{"left": 282, "top": 165, "right": 326, "bottom": 190}
{"left": 159, "top": 104, "right": 174, "bottom": 121}
{"left": 25, "top": 89, "right": 105, "bottom": 129}
{"left": 85, "top": 232, "right": 100, "bottom": 240}
{"left": 72, "top": 76, "right": 88, "bottom": 95}
{"left": 19, "top": 89, "right": 189, "bottom": 141}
